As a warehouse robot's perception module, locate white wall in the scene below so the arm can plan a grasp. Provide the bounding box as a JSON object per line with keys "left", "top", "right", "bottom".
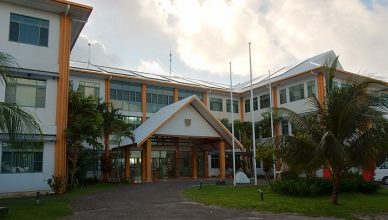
{"left": 0, "top": 77, "right": 57, "bottom": 135}
{"left": 0, "top": 2, "right": 60, "bottom": 73}
{"left": 156, "top": 105, "right": 221, "bottom": 138}
{"left": 70, "top": 74, "right": 106, "bottom": 101}
{"left": 277, "top": 76, "right": 317, "bottom": 114}
{"left": 0, "top": 141, "right": 55, "bottom": 193}
{"left": 208, "top": 92, "right": 240, "bottom": 121}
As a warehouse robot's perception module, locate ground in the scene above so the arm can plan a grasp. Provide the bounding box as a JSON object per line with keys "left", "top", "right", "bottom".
{"left": 66, "top": 180, "right": 337, "bottom": 220}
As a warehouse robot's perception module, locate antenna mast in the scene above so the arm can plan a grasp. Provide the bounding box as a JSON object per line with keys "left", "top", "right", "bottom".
{"left": 169, "top": 47, "right": 172, "bottom": 77}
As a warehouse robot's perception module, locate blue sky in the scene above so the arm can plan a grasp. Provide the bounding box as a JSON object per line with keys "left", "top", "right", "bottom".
{"left": 71, "top": 0, "right": 388, "bottom": 84}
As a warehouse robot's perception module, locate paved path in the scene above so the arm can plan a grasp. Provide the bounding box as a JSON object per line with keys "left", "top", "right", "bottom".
{"left": 66, "top": 180, "right": 337, "bottom": 220}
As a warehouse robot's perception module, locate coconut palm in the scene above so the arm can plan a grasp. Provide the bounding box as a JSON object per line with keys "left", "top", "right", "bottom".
{"left": 66, "top": 90, "right": 102, "bottom": 188}
{"left": 0, "top": 52, "right": 41, "bottom": 143}
{"left": 98, "top": 102, "right": 123, "bottom": 181}
{"left": 279, "top": 57, "right": 388, "bottom": 204}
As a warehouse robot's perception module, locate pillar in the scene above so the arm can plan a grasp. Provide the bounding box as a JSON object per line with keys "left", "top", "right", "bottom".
{"left": 173, "top": 88, "right": 179, "bottom": 102}
{"left": 316, "top": 73, "right": 325, "bottom": 105}
{"left": 219, "top": 140, "right": 226, "bottom": 180}
{"left": 141, "top": 147, "right": 146, "bottom": 181}
{"left": 203, "top": 91, "right": 208, "bottom": 107}
{"left": 145, "top": 139, "right": 152, "bottom": 182}
{"left": 175, "top": 138, "right": 180, "bottom": 178}
{"left": 204, "top": 151, "right": 209, "bottom": 178}
{"left": 54, "top": 13, "right": 71, "bottom": 183}
{"left": 141, "top": 83, "right": 147, "bottom": 122}
{"left": 239, "top": 97, "right": 244, "bottom": 121}
{"left": 192, "top": 146, "right": 198, "bottom": 179}
{"left": 124, "top": 148, "right": 130, "bottom": 180}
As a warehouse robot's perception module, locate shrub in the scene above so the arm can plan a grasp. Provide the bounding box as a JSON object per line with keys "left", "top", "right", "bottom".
{"left": 272, "top": 176, "right": 379, "bottom": 196}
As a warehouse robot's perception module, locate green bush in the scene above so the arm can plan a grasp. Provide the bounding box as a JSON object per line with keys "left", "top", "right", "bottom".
{"left": 273, "top": 176, "right": 380, "bottom": 196}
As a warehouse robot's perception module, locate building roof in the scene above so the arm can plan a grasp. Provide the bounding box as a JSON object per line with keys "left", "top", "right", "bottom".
{"left": 121, "top": 95, "right": 244, "bottom": 149}
{"left": 70, "top": 51, "right": 347, "bottom": 94}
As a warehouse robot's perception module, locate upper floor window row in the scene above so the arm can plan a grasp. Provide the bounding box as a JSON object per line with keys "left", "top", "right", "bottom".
{"left": 5, "top": 77, "right": 46, "bottom": 108}
{"left": 179, "top": 89, "right": 203, "bottom": 101}
{"left": 79, "top": 81, "right": 100, "bottom": 98}
{"left": 210, "top": 97, "right": 223, "bottom": 112}
{"left": 146, "top": 85, "right": 173, "bottom": 113}
{"left": 226, "top": 99, "right": 239, "bottom": 113}
{"left": 280, "top": 80, "right": 316, "bottom": 104}
{"left": 9, "top": 13, "right": 49, "bottom": 47}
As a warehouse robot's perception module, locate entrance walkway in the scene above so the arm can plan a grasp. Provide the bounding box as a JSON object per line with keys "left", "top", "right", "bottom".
{"left": 66, "top": 180, "right": 337, "bottom": 220}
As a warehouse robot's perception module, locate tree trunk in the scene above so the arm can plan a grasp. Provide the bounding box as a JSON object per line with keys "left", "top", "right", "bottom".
{"left": 331, "top": 177, "right": 340, "bottom": 205}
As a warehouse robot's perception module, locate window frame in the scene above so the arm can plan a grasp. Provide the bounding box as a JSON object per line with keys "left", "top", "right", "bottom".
{"left": 279, "top": 88, "right": 287, "bottom": 104}
{"left": 289, "top": 83, "right": 305, "bottom": 102}
{"left": 5, "top": 77, "right": 47, "bottom": 108}
{"left": 1, "top": 141, "right": 44, "bottom": 174}
{"left": 259, "top": 94, "right": 270, "bottom": 109}
{"left": 226, "top": 99, "right": 239, "bottom": 113}
{"left": 210, "top": 97, "right": 223, "bottom": 112}
{"left": 9, "top": 13, "right": 49, "bottom": 47}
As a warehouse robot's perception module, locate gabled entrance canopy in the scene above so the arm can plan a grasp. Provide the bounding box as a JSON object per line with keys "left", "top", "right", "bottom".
{"left": 121, "top": 95, "right": 244, "bottom": 150}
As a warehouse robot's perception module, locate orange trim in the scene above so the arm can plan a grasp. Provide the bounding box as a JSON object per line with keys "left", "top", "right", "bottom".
{"left": 173, "top": 88, "right": 179, "bottom": 102}
{"left": 70, "top": 68, "right": 228, "bottom": 93}
{"left": 204, "top": 151, "right": 209, "bottom": 178}
{"left": 239, "top": 97, "right": 244, "bottom": 121}
{"left": 203, "top": 91, "right": 208, "bottom": 107}
{"left": 50, "top": 0, "right": 93, "bottom": 10}
{"left": 272, "top": 87, "right": 278, "bottom": 108}
{"left": 54, "top": 13, "right": 71, "bottom": 180}
{"left": 192, "top": 146, "right": 198, "bottom": 179}
{"left": 145, "top": 139, "right": 152, "bottom": 182}
{"left": 175, "top": 138, "right": 180, "bottom": 178}
{"left": 317, "top": 73, "right": 325, "bottom": 105}
{"left": 219, "top": 140, "right": 225, "bottom": 180}
{"left": 141, "top": 83, "right": 147, "bottom": 122}
{"left": 105, "top": 79, "right": 110, "bottom": 104}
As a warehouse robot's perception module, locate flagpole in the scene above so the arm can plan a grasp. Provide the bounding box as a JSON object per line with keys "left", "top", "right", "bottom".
{"left": 249, "top": 42, "right": 257, "bottom": 185}
{"left": 268, "top": 70, "right": 276, "bottom": 180}
{"left": 229, "top": 62, "right": 236, "bottom": 186}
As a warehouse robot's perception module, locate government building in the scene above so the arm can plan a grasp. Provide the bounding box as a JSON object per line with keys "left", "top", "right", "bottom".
{"left": 0, "top": 0, "right": 383, "bottom": 194}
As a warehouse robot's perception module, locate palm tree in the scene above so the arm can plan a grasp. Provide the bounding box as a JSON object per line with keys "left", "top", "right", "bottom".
{"left": 0, "top": 52, "right": 41, "bottom": 144}
{"left": 98, "top": 102, "right": 123, "bottom": 181}
{"left": 66, "top": 91, "right": 102, "bottom": 188}
{"left": 112, "top": 120, "right": 135, "bottom": 182}
{"left": 279, "top": 57, "right": 388, "bottom": 204}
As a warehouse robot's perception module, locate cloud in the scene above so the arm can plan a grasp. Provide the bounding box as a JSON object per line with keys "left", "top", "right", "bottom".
{"left": 137, "top": 60, "right": 169, "bottom": 75}
{"left": 137, "top": 0, "right": 388, "bottom": 78}
{"left": 71, "top": 34, "right": 122, "bottom": 67}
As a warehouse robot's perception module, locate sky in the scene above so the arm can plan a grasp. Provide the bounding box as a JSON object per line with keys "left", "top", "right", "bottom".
{"left": 70, "top": 0, "right": 388, "bottom": 85}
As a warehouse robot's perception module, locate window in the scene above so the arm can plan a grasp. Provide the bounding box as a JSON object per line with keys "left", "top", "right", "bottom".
{"left": 307, "top": 80, "right": 316, "bottom": 97}
{"left": 179, "top": 89, "right": 203, "bottom": 101}
{"left": 78, "top": 81, "right": 100, "bottom": 98}
{"left": 289, "top": 83, "right": 305, "bottom": 102}
{"left": 210, "top": 97, "right": 223, "bottom": 111}
{"left": 110, "top": 81, "right": 142, "bottom": 112}
{"left": 5, "top": 77, "right": 46, "bottom": 108}
{"left": 253, "top": 97, "right": 258, "bottom": 111}
{"left": 281, "top": 120, "right": 289, "bottom": 135}
{"left": 1, "top": 142, "right": 43, "bottom": 173}
{"left": 260, "top": 94, "right": 270, "bottom": 109}
{"left": 146, "top": 85, "right": 173, "bottom": 113}
{"left": 211, "top": 154, "right": 219, "bottom": 168}
{"left": 9, "top": 13, "right": 49, "bottom": 47}
{"left": 226, "top": 100, "right": 239, "bottom": 113}
{"left": 245, "top": 99, "right": 250, "bottom": 112}
{"left": 279, "top": 89, "right": 287, "bottom": 104}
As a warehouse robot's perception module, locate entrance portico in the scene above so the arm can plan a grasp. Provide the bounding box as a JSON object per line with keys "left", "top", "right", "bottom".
{"left": 120, "top": 96, "right": 244, "bottom": 183}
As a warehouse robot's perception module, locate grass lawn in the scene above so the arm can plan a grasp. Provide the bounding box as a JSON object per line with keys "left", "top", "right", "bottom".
{"left": 0, "top": 183, "right": 116, "bottom": 220}
{"left": 183, "top": 184, "right": 388, "bottom": 220}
